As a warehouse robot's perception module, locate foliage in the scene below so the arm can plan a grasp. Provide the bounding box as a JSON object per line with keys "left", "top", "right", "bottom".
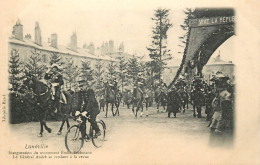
{"left": 116, "top": 56, "right": 128, "bottom": 92}
{"left": 80, "top": 60, "right": 94, "bottom": 87}
{"left": 25, "top": 49, "right": 47, "bottom": 79}
{"left": 9, "top": 49, "right": 23, "bottom": 92}
{"left": 63, "top": 57, "right": 80, "bottom": 90}
{"left": 94, "top": 59, "right": 105, "bottom": 96}
{"left": 147, "top": 8, "right": 172, "bottom": 82}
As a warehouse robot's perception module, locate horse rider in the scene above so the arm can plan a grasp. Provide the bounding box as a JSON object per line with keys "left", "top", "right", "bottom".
{"left": 76, "top": 88, "right": 101, "bottom": 139}
{"left": 44, "top": 64, "right": 66, "bottom": 112}
{"left": 209, "top": 72, "right": 233, "bottom": 133}
{"left": 191, "top": 76, "right": 205, "bottom": 118}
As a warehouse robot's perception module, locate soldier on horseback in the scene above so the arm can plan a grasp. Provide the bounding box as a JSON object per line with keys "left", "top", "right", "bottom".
{"left": 191, "top": 76, "right": 205, "bottom": 118}
{"left": 44, "top": 64, "right": 66, "bottom": 112}
{"left": 133, "top": 74, "right": 146, "bottom": 99}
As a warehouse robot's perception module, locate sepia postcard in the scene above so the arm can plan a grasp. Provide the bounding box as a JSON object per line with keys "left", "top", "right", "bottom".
{"left": 0, "top": 0, "right": 260, "bottom": 164}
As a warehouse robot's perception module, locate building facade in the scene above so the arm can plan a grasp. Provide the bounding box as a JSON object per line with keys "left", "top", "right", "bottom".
{"left": 9, "top": 20, "right": 117, "bottom": 90}
{"left": 163, "top": 54, "right": 235, "bottom": 85}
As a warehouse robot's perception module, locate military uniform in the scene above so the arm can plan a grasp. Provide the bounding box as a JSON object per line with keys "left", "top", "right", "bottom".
{"left": 167, "top": 87, "right": 181, "bottom": 117}
{"left": 44, "top": 66, "right": 65, "bottom": 103}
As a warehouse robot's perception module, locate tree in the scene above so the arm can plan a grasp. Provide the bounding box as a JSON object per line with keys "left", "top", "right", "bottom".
{"left": 171, "top": 8, "right": 195, "bottom": 85}
{"left": 25, "top": 49, "right": 47, "bottom": 79}
{"left": 106, "top": 61, "right": 117, "bottom": 81}
{"left": 116, "top": 56, "right": 128, "bottom": 92}
{"left": 126, "top": 56, "right": 140, "bottom": 85}
{"left": 63, "top": 57, "right": 80, "bottom": 90}
{"left": 94, "top": 59, "right": 105, "bottom": 96}
{"left": 9, "top": 49, "right": 23, "bottom": 92}
{"left": 80, "top": 60, "right": 94, "bottom": 87}
{"left": 147, "top": 8, "right": 172, "bottom": 83}
{"left": 49, "top": 52, "right": 64, "bottom": 66}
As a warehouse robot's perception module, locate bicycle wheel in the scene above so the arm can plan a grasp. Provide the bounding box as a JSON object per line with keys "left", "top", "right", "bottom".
{"left": 91, "top": 120, "right": 106, "bottom": 148}
{"left": 65, "top": 125, "right": 84, "bottom": 153}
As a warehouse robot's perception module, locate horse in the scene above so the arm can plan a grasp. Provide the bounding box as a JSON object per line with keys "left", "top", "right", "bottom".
{"left": 23, "top": 75, "right": 73, "bottom": 136}
{"left": 154, "top": 87, "right": 167, "bottom": 113}
{"left": 122, "top": 90, "right": 133, "bottom": 109}
{"left": 132, "top": 87, "right": 144, "bottom": 118}
{"left": 178, "top": 89, "right": 189, "bottom": 113}
{"left": 192, "top": 89, "right": 205, "bottom": 118}
{"left": 143, "top": 88, "right": 153, "bottom": 117}
{"left": 99, "top": 96, "right": 105, "bottom": 111}
{"left": 104, "top": 82, "right": 120, "bottom": 117}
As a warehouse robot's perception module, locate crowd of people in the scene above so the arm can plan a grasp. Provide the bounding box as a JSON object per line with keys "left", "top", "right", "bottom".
{"left": 10, "top": 62, "right": 234, "bottom": 135}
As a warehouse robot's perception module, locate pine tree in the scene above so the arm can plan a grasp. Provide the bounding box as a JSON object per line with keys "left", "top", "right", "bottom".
{"left": 172, "top": 8, "right": 195, "bottom": 85}
{"left": 147, "top": 8, "right": 172, "bottom": 83}
{"left": 116, "top": 56, "right": 128, "bottom": 92}
{"left": 9, "top": 49, "right": 23, "bottom": 92}
{"left": 25, "top": 49, "right": 47, "bottom": 79}
{"left": 63, "top": 57, "right": 80, "bottom": 90}
{"left": 49, "top": 52, "right": 64, "bottom": 66}
{"left": 94, "top": 59, "right": 105, "bottom": 96}
{"left": 80, "top": 60, "right": 94, "bottom": 87}
{"left": 126, "top": 56, "right": 140, "bottom": 85}
{"left": 106, "top": 61, "right": 117, "bottom": 81}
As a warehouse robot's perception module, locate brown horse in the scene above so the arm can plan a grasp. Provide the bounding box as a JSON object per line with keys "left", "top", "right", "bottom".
{"left": 104, "top": 82, "right": 120, "bottom": 117}
{"left": 23, "top": 75, "right": 73, "bottom": 136}
{"left": 132, "top": 87, "right": 144, "bottom": 118}
{"left": 154, "top": 87, "right": 167, "bottom": 113}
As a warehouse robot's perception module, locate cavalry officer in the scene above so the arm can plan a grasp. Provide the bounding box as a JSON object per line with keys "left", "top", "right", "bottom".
{"left": 44, "top": 64, "right": 66, "bottom": 113}
{"left": 209, "top": 72, "right": 232, "bottom": 133}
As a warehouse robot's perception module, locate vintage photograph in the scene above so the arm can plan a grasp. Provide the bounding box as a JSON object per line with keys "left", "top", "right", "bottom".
{"left": 1, "top": 0, "right": 260, "bottom": 164}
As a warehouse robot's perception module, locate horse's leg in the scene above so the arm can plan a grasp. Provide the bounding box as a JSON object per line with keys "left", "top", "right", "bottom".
{"left": 43, "top": 109, "right": 52, "bottom": 133}
{"left": 105, "top": 102, "right": 108, "bottom": 117}
{"left": 58, "top": 120, "right": 65, "bottom": 135}
{"left": 193, "top": 104, "right": 196, "bottom": 117}
{"left": 157, "top": 102, "right": 159, "bottom": 113}
{"left": 132, "top": 103, "right": 136, "bottom": 117}
{"left": 140, "top": 103, "right": 143, "bottom": 117}
{"left": 39, "top": 121, "right": 43, "bottom": 137}
{"left": 145, "top": 101, "right": 148, "bottom": 117}
{"left": 111, "top": 103, "right": 114, "bottom": 117}
{"left": 117, "top": 102, "right": 120, "bottom": 116}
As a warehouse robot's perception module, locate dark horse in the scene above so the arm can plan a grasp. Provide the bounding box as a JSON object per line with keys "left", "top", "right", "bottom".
{"left": 154, "top": 87, "right": 167, "bottom": 113}
{"left": 143, "top": 88, "right": 153, "bottom": 117}
{"left": 132, "top": 87, "right": 144, "bottom": 118}
{"left": 23, "top": 75, "right": 73, "bottom": 136}
{"left": 178, "top": 89, "right": 189, "bottom": 113}
{"left": 122, "top": 90, "right": 133, "bottom": 109}
{"left": 104, "top": 82, "right": 120, "bottom": 117}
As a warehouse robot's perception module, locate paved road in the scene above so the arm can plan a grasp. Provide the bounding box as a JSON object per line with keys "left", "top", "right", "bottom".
{"left": 9, "top": 104, "right": 233, "bottom": 164}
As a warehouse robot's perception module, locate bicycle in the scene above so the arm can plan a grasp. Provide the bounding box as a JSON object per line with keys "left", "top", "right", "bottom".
{"left": 65, "top": 111, "right": 106, "bottom": 153}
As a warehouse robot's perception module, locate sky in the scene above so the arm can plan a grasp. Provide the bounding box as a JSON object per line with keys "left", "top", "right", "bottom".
{"left": 12, "top": 0, "right": 234, "bottom": 65}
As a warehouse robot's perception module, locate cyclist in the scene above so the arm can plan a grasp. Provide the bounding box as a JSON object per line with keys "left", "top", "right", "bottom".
{"left": 79, "top": 88, "right": 101, "bottom": 139}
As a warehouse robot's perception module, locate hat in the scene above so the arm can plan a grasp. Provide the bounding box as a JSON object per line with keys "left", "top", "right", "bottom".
{"left": 212, "top": 72, "right": 229, "bottom": 82}
{"left": 51, "top": 64, "right": 62, "bottom": 70}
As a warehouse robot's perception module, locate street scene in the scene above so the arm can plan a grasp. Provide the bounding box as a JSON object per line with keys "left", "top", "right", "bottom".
{"left": 7, "top": 2, "right": 235, "bottom": 164}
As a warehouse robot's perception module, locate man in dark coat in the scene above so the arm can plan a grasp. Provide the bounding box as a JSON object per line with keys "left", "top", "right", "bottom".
{"left": 167, "top": 86, "right": 181, "bottom": 118}
{"left": 80, "top": 88, "right": 101, "bottom": 138}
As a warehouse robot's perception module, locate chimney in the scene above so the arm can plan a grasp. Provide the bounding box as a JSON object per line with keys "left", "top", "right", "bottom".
{"left": 108, "top": 40, "right": 114, "bottom": 53}
{"left": 119, "top": 42, "right": 124, "bottom": 53}
{"left": 35, "top": 22, "right": 42, "bottom": 46}
{"left": 51, "top": 33, "right": 57, "bottom": 48}
{"left": 25, "top": 34, "right": 31, "bottom": 40}
{"left": 89, "top": 42, "right": 95, "bottom": 55}
{"left": 70, "top": 32, "right": 77, "bottom": 51}
{"left": 12, "top": 20, "right": 23, "bottom": 40}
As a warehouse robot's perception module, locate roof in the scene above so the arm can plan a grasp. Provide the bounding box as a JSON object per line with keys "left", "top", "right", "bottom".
{"left": 9, "top": 36, "right": 117, "bottom": 62}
